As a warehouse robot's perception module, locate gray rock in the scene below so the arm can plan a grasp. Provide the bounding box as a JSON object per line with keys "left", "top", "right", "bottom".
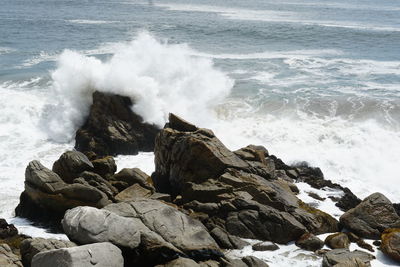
{"left": 252, "top": 241, "right": 279, "bottom": 251}
{"left": 63, "top": 199, "right": 222, "bottom": 265}
{"left": 52, "top": 151, "right": 94, "bottom": 183}
{"left": 210, "top": 227, "right": 249, "bottom": 249}
{"left": 112, "top": 167, "right": 154, "bottom": 191}
{"left": 20, "top": 238, "right": 76, "bottom": 267}
{"left": 155, "top": 257, "right": 200, "bottom": 267}
{"left": 333, "top": 258, "right": 369, "bottom": 267}
{"left": 31, "top": 242, "right": 123, "bottom": 267}
{"left": 0, "top": 244, "right": 22, "bottom": 267}
{"left": 340, "top": 193, "right": 400, "bottom": 239}
{"left": 322, "top": 249, "right": 375, "bottom": 267}
{"left": 221, "top": 256, "right": 269, "bottom": 267}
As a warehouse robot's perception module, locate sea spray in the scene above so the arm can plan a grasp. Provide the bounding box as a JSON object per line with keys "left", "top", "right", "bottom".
{"left": 46, "top": 31, "right": 233, "bottom": 142}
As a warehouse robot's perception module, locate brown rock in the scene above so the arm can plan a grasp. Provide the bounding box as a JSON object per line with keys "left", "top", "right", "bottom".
{"left": 325, "top": 233, "right": 350, "bottom": 249}
{"left": 381, "top": 228, "right": 400, "bottom": 262}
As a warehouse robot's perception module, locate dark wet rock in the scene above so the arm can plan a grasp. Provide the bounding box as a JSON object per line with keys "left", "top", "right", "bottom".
{"left": 322, "top": 249, "right": 375, "bottom": 267}
{"left": 31, "top": 242, "right": 123, "bottom": 267}
{"left": 52, "top": 150, "right": 94, "bottom": 183}
{"left": 112, "top": 167, "right": 154, "bottom": 192}
{"left": 62, "top": 199, "right": 222, "bottom": 266}
{"left": 91, "top": 156, "right": 117, "bottom": 179}
{"left": 316, "top": 249, "right": 331, "bottom": 256}
{"left": 209, "top": 227, "right": 249, "bottom": 249}
{"left": 393, "top": 203, "right": 400, "bottom": 217}
{"left": 74, "top": 171, "right": 118, "bottom": 200}
{"left": 20, "top": 238, "right": 76, "bottom": 267}
{"left": 0, "top": 219, "right": 18, "bottom": 239}
{"left": 356, "top": 240, "right": 374, "bottom": 252}
{"left": 373, "top": 240, "right": 381, "bottom": 247}
{"left": 340, "top": 193, "right": 400, "bottom": 239}
{"left": 252, "top": 241, "right": 279, "bottom": 251}
{"left": 152, "top": 114, "right": 338, "bottom": 244}
{"left": 345, "top": 232, "right": 361, "bottom": 243}
{"left": 295, "top": 233, "right": 324, "bottom": 251}
{"left": 380, "top": 228, "right": 400, "bottom": 262}
{"left": 336, "top": 189, "right": 362, "bottom": 212}
{"left": 325, "top": 233, "right": 350, "bottom": 249}
{"left": 75, "top": 91, "right": 159, "bottom": 157}
{"left": 308, "top": 192, "right": 326, "bottom": 201}
{"left": 15, "top": 160, "right": 111, "bottom": 228}
{"left": 0, "top": 244, "right": 22, "bottom": 267}
{"left": 221, "top": 256, "right": 269, "bottom": 267}
{"left": 155, "top": 257, "right": 200, "bottom": 267}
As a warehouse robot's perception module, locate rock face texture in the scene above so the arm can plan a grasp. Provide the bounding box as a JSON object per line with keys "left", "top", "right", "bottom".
{"left": 15, "top": 160, "right": 110, "bottom": 227}
{"left": 75, "top": 91, "right": 159, "bottom": 157}
{"left": 295, "top": 233, "right": 324, "bottom": 251}
{"left": 52, "top": 151, "right": 94, "bottom": 183}
{"left": 62, "top": 199, "right": 222, "bottom": 266}
{"left": 340, "top": 193, "right": 400, "bottom": 239}
{"left": 152, "top": 114, "right": 338, "bottom": 244}
{"left": 0, "top": 244, "right": 22, "bottom": 267}
{"left": 325, "top": 233, "right": 351, "bottom": 249}
{"left": 322, "top": 249, "right": 375, "bottom": 267}
{"left": 31, "top": 242, "right": 123, "bottom": 267}
{"left": 380, "top": 228, "right": 400, "bottom": 262}
{"left": 20, "top": 238, "right": 76, "bottom": 267}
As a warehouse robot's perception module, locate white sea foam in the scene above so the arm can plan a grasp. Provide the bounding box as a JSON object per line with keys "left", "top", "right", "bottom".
{"left": 45, "top": 31, "right": 233, "bottom": 142}
{"left": 68, "top": 19, "right": 119, "bottom": 24}
{"left": 0, "top": 47, "right": 15, "bottom": 55}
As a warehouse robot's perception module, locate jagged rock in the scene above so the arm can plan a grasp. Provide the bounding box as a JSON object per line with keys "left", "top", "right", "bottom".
{"left": 322, "top": 249, "right": 375, "bottom": 267}
{"left": 0, "top": 219, "right": 18, "bottom": 239}
{"left": 380, "top": 228, "right": 400, "bottom": 262}
{"left": 356, "top": 239, "right": 374, "bottom": 252}
{"left": 209, "top": 227, "right": 249, "bottom": 249}
{"left": 91, "top": 156, "right": 117, "bottom": 178}
{"left": 340, "top": 193, "right": 400, "bottom": 239}
{"left": 295, "top": 233, "right": 324, "bottom": 251}
{"left": 325, "top": 233, "right": 350, "bottom": 249}
{"left": 62, "top": 199, "right": 222, "bottom": 266}
{"left": 252, "top": 241, "right": 279, "bottom": 251}
{"left": 152, "top": 114, "right": 338, "bottom": 244}
{"left": 52, "top": 151, "right": 94, "bottom": 183}
{"left": 115, "top": 183, "right": 153, "bottom": 202}
{"left": 0, "top": 244, "right": 22, "bottom": 267}
{"left": 112, "top": 167, "right": 154, "bottom": 191}
{"left": 31, "top": 242, "right": 123, "bottom": 267}
{"left": 20, "top": 238, "right": 76, "bottom": 267}
{"left": 15, "top": 161, "right": 111, "bottom": 227}
{"left": 74, "top": 171, "right": 118, "bottom": 200}
{"left": 336, "top": 189, "right": 361, "bottom": 212}
{"left": 75, "top": 91, "right": 159, "bottom": 157}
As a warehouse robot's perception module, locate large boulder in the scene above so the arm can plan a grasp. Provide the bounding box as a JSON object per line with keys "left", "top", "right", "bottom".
{"left": 52, "top": 151, "right": 94, "bottom": 183}
{"left": 152, "top": 114, "right": 338, "bottom": 244}
{"left": 31, "top": 242, "right": 123, "bottom": 267}
{"left": 20, "top": 238, "right": 76, "bottom": 267}
{"left": 380, "top": 228, "right": 400, "bottom": 262}
{"left": 322, "top": 249, "right": 375, "bottom": 267}
{"left": 75, "top": 91, "right": 159, "bottom": 157}
{"left": 340, "top": 193, "right": 400, "bottom": 239}
{"left": 62, "top": 199, "right": 222, "bottom": 266}
{"left": 15, "top": 161, "right": 111, "bottom": 227}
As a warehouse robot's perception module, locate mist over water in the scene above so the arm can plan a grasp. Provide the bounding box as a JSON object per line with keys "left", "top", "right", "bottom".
{"left": 0, "top": 0, "right": 399, "bottom": 245}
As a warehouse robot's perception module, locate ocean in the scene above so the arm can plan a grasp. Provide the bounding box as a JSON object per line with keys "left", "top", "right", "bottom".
{"left": 1, "top": 0, "right": 400, "bottom": 264}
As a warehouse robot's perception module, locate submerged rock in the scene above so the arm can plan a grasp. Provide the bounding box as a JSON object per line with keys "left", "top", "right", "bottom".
{"left": 380, "top": 228, "right": 400, "bottom": 263}
{"left": 75, "top": 91, "right": 159, "bottom": 157}
{"left": 31, "top": 242, "right": 123, "bottom": 267}
{"left": 340, "top": 193, "right": 400, "bottom": 239}
{"left": 152, "top": 114, "right": 338, "bottom": 244}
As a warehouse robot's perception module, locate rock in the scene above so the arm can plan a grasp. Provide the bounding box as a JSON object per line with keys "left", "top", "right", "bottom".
{"left": 307, "top": 192, "right": 326, "bottom": 201}
{"left": 322, "top": 249, "right": 375, "bottom": 267}
{"left": 0, "top": 244, "right": 22, "bottom": 267}
{"left": 167, "top": 113, "right": 198, "bottom": 132}
{"left": 340, "top": 193, "right": 400, "bottom": 239}
{"left": 75, "top": 171, "right": 118, "bottom": 199}
{"left": 252, "top": 241, "right": 279, "bottom": 251}
{"left": 20, "top": 238, "right": 76, "bottom": 267}
{"left": 75, "top": 91, "right": 159, "bottom": 157}
{"left": 31, "top": 242, "right": 123, "bottom": 267}
{"left": 0, "top": 219, "right": 18, "bottom": 239}
{"left": 209, "top": 227, "right": 249, "bottom": 249}
{"left": 63, "top": 199, "right": 222, "bottom": 266}
{"left": 112, "top": 167, "right": 154, "bottom": 191}
{"left": 373, "top": 240, "right": 381, "bottom": 246}
{"left": 152, "top": 115, "right": 338, "bottom": 244}
{"left": 91, "top": 156, "right": 117, "bottom": 178}
{"left": 221, "top": 256, "right": 269, "bottom": 267}
{"left": 52, "top": 151, "right": 94, "bottom": 183}
{"left": 333, "top": 258, "right": 369, "bottom": 267}
{"left": 325, "top": 233, "right": 351, "bottom": 249}
{"left": 336, "top": 189, "right": 362, "bottom": 212}
{"left": 380, "top": 228, "right": 400, "bottom": 262}
{"left": 15, "top": 161, "right": 111, "bottom": 227}
{"left": 155, "top": 257, "right": 200, "bottom": 267}
{"left": 295, "top": 233, "right": 324, "bottom": 251}
{"left": 356, "top": 240, "right": 374, "bottom": 252}
{"left": 115, "top": 183, "right": 153, "bottom": 202}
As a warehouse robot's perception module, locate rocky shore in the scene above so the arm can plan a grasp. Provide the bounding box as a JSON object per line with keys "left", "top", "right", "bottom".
{"left": 2, "top": 92, "right": 400, "bottom": 267}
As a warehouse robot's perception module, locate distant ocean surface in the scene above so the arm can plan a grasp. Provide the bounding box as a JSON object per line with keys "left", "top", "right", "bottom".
{"left": 1, "top": 0, "right": 399, "bottom": 239}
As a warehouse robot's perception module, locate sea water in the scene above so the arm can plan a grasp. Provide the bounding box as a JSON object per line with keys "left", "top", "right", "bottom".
{"left": 0, "top": 0, "right": 399, "bottom": 264}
